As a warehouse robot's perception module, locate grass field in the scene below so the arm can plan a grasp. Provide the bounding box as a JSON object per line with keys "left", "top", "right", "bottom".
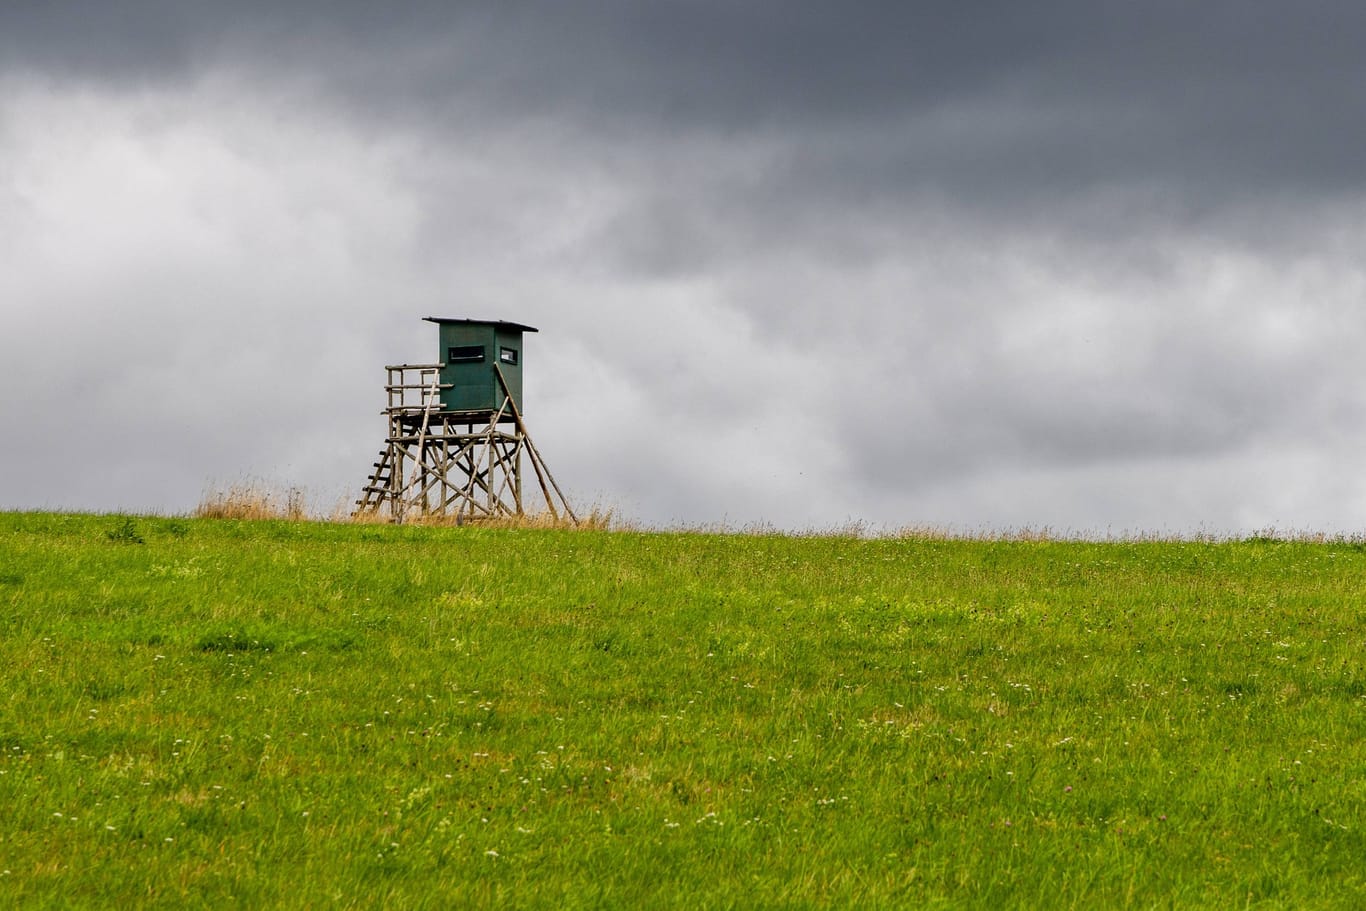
{"left": 2, "top": 511, "right": 1365, "bottom": 908}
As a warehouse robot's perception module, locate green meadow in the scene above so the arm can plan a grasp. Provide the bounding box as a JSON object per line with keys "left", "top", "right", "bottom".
{"left": 2, "top": 511, "right": 1365, "bottom": 908}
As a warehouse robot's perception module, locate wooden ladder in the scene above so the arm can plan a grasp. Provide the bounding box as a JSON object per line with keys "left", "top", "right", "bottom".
{"left": 354, "top": 446, "right": 396, "bottom": 515}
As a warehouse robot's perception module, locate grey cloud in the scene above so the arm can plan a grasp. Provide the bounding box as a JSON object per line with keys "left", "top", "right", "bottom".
{"left": 7, "top": 2, "right": 1366, "bottom": 204}
{"left": 4, "top": 3, "right": 1366, "bottom": 532}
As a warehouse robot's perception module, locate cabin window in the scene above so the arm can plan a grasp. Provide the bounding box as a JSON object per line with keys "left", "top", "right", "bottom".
{"left": 447, "top": 345, "right": 485, "bottom": 363}
{"left": 500, "top": 347, "right": 519, "bottom": 365}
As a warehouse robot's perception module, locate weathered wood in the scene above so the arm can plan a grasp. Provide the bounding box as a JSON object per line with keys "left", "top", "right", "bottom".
{"left": 494, "top": 364, "right": 578, "bottom": 525}
{"left": 354, "top": 362, "right": 577, "bottom": 524}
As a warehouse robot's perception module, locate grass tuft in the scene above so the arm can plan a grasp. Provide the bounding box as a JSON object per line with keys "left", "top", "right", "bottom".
{"left": 194, "top": 482, "right": 308, "bottom": 521}
{"left": 195, "top": 629, "right": 276, "bottom": 653}
{"left": 104, "top": 516, "right": 145, "bottom": 545}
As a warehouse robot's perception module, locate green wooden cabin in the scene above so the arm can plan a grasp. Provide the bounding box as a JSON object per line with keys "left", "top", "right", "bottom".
{"left": 424, "top": 317, "right": 537, "bottom": 414}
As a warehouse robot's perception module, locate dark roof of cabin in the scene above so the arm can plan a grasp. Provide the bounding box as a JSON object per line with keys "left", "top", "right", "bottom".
{"left": 423, "top": 317, "right": 539, "bottom": 333}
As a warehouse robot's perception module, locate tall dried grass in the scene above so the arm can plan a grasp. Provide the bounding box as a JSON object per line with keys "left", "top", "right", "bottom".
{"left": 356, "top": 505, "right": 620, "bottom": 531}
{"left": 189, "top": 484, "right": 1366, "bottom": 542}
{"left": 194, "top": 484, "right": 308, "bottom": 521}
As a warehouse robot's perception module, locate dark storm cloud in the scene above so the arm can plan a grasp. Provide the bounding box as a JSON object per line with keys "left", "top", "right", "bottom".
{"left": 4, "top": 2, "right": 1366, "bottom": 531}
{"left": 6, "top": 1, "right": 1366, "bottom": 203}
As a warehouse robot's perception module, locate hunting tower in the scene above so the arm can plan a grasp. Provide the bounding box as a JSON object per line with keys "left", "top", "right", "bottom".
{"left": 354, "top": 317, "right": 576, "bottom": 524}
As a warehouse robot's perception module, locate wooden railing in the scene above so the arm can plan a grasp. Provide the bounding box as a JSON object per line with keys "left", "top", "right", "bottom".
{"left": 383, "top": 364, "right": 449, "bottom": 414}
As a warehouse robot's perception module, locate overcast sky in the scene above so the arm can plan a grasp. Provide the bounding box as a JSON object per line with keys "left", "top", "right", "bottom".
{"left": 3, "top": 2, "right": 1365, "bottom": 534}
